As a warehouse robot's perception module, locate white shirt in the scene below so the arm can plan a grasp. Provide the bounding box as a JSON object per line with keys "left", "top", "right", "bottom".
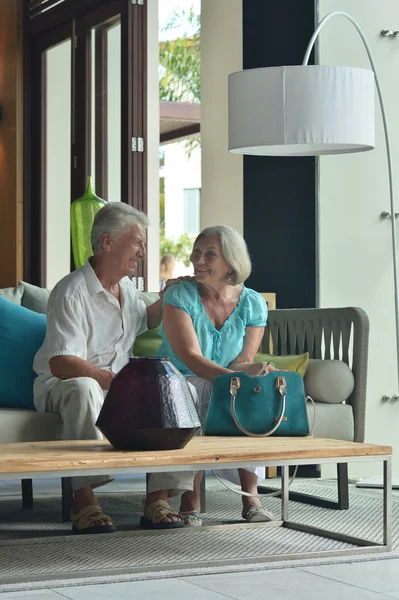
{"left": 33, "top": 261, "right": 148, "bottom": 410}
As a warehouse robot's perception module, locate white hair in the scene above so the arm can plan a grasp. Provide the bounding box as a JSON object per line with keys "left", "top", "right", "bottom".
{"left": 194, "top": 225, "right": 252, "bottom": 285}
{"left": 91, "top": 203, "right": 149, "bottom": 255}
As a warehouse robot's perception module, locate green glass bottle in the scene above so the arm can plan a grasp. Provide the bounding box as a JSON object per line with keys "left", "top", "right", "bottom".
{"left": 70, "top": 177, "right": 107, "bottom": 269}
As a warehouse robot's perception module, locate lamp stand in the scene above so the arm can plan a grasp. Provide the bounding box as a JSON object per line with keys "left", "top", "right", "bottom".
{"left": 304, "top": 11, "right": 399, "bottom": 396}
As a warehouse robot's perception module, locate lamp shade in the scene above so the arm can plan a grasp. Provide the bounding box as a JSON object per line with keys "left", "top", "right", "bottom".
{"left": 228, "top": 65, "right": 375, "bottom": 156}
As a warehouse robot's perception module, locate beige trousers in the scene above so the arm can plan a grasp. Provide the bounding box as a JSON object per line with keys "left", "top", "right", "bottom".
{"left": 43, "top": 377, "right": 113, "bottom": 492}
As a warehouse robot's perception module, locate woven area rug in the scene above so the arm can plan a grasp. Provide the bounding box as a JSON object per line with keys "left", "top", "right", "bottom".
{"left": 0, "top": 482, "right": 397, "bottom": 593}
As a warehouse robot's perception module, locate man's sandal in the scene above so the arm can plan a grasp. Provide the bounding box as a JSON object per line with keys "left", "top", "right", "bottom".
{"left": 71, "top": 504, "right": 116, "bottom": 535}
{"left": 140, "top": 499, "right": 184, "bottom": 530}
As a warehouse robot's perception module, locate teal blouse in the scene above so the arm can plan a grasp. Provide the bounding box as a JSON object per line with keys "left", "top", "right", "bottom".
{"left": 155, "top": 280, "right": 268, "bottom": 376}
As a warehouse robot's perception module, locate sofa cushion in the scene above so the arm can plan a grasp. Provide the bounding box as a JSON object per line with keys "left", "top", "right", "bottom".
{"left": 20, "top": 281, "right": 51, "bottom": 315}
{"left": 0, "top": 284, "right": 23, "bottom": 304}
{"left": 307, "top": 401, "right": 354, "bottom": 441}
{"left": 18, "top": 285, "right": 159, "bottom": 316}
{"left": 304, "top": 359, "right": 355, "bottom": 404}
{"left": 133, "top": 291, "right": 161, "bottom": 356}
{"left": 133, "top": 326, "right": 162, "bottom": 357}
{"left": 138, "top": 290, "right": 160, "bottom": 306}
{"left": 254, "top": 352, "right": 309, "bottom": 377}
{"left": 0, "top": 408, "right": 63, "bottom": 443}
{"left": 0, "top": 297, "right": 46, "bottom": 410}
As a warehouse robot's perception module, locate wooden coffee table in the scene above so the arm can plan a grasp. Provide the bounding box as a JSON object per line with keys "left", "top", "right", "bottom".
{"left": 0, "top": 436, "right": 392, "bottom": 562}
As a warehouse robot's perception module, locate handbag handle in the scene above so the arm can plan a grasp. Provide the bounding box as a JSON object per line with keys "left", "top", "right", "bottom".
{"left": 230, "top": 375, "right": 287, "bottom": 438}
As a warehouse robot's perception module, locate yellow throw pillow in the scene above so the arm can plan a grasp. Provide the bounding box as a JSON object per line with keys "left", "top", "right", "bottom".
{"left": 253, "top": 352, "right": 309, "bottom": 377}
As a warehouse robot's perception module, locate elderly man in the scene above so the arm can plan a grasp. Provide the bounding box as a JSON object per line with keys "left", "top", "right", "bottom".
{"left": 33, "top": 202, "right": 164, "bottom": 534}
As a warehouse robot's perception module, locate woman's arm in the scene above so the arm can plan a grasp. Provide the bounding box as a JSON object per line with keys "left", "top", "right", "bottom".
{"left": 229, "top": 326, "right": 265, "bottom": 366}
{"left": 162, "top": 305, "right": 232, "bottom": 381}
{"left": 229, "top": 326, "right": 274, "bottom": 375}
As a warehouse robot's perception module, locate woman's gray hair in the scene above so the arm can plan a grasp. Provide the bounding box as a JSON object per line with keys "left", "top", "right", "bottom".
{"left": 194, "top": 225, "right": 252, "bottom": 285}
{"left": 91, "top": 203, "right": 149, "bottom": 255}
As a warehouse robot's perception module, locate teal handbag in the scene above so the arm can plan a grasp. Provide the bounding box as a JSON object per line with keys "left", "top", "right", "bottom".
{"left": 204, "top": 371, "right": 310, "bottom": 437}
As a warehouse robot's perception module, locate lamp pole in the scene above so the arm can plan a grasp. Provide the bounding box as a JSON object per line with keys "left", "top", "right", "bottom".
{"left": 304, "top": 11, "right": 399, "bottom": 395}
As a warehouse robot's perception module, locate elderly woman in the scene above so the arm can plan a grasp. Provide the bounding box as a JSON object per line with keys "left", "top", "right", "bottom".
{"left": 141, "top": 225, "right": 273, "bottom": 530}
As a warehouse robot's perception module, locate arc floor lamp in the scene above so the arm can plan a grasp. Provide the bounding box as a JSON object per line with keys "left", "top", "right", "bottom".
{"left": 228, "top": 10, "right": 399, "bottom": 395}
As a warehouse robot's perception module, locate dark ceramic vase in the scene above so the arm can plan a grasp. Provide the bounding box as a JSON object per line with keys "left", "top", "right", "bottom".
{"left": 96, "top": 357, "right": 201, "bottom": 451}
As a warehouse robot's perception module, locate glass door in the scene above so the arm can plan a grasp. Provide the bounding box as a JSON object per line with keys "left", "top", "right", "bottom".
{"left": 24, "top": 0, "right": 147, "bottom": 286}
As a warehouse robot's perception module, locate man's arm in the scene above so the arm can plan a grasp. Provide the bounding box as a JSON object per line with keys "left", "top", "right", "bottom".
{"left": 146, "top": 298, "right": 163, "bottom": 329}
{"left": 49, "top": 355, "right": 114, "bottom": 391}
{"left": 44, "top": 293, "right": 114, "bottom": 390}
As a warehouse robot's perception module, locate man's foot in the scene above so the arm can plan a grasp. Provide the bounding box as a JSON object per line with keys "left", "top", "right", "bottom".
{"left": 71, "top": 505, "right": 116, "bottom": 534}
{"left": 72, "top": 485, "right": 113, "bottom": 530}
{"left": 140, "top": 499, "right": 184, "bottom": 529}
{"left": 145, "top": 491, "right": 182, "bottom": 524}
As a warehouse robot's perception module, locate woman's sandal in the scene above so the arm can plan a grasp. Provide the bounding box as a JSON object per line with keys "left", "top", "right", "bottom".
{"left": 179, "top": 511, "right": 203, "bottom": 527}
{"left": 242, "top": 505, "right": 274, "bottom": 523}
{"left": 71, "top": 504, "right": 116, "bottom": 535}
{"left": 140, "top": 499, "right": 184, "bottom": 530}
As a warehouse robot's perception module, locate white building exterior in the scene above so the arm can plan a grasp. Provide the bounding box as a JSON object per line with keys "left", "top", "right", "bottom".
{"left": 162, "top": 140, "right": 201, "bottom": 240}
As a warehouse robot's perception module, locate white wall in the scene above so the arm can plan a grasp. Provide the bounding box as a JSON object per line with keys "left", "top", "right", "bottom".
{"left": 164, "top": 141, "right": 201, "bottom": 239}
{"left": 146, "top": 0, "right": 160, "bottom": 292}
{"left": 45, "top": 40, "right": 72, "bottom": 289}
{"left": 200, "top": 0, "right": 243, "bottom": 234}
{"left": 107, "top": 24, "right": 121, "bottom": 204}
{"left": 317, "top": 0, "right": 399, "bottom": 476}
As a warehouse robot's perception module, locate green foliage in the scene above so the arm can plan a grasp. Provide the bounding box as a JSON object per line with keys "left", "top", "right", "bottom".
{"left": 159, "top": 6, "right": 201, "bottom": 155}
{"left": 159, "top": 6, "right": 200, "bottom": 104}
{"left": 160, "top": 233, "right": 194, "bottom": 267}
{"left": 159, "top": 6, "right": 201, "bottom": 236}
{"left": 159, "top": 178, "right": 165, "bottom": 235}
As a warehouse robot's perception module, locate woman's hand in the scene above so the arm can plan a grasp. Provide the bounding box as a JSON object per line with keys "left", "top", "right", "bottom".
{"left": 232, "top": 361, "right": 276, "bottom": 377}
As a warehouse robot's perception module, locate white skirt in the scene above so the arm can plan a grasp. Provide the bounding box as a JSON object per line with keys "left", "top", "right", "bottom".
{"left": 187, "top": 375, "right": 265, "bottom": 485}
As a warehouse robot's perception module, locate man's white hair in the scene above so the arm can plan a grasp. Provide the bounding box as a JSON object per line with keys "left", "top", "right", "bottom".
{"left": 91, "top": 203, "right": 149, "bottom": 255}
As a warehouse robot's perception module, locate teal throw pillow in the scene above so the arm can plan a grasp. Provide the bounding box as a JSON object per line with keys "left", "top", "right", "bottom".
{"left": 0, "top": 297, "right": 46, "bottom": 410}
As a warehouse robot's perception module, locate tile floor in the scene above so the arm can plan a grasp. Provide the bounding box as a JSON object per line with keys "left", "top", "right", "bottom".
{"left": 0, "top": 475, "right": 398, "bottom": 599}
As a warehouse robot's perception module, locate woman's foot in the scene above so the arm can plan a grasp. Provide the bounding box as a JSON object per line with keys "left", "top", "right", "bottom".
{"left": 179, "top": 489, "right": 202, "bottom": 526}
{"left": 242, "top": 503, "right": 274, "bottom": 523}
{"left": 179, "top": 511, "right": 203, "bottom": 527}
{"left": 179, "top": 490, "right": 200, "bottom": 514}
{"left": 238, "top": 469, "right": 273, "bottom": 521}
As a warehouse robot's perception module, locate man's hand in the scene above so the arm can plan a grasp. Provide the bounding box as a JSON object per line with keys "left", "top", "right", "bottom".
{"left": 159, "top": 276, "right": 194, "bottom": 298}
{"left": 147, "top": 276, "right": 195, "bottom": 329}
{"left": 49, "top": 356, "right": 115, "bottom": 390}
{"left": 97, "top": 369, "right": 115, "bottom": 391}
